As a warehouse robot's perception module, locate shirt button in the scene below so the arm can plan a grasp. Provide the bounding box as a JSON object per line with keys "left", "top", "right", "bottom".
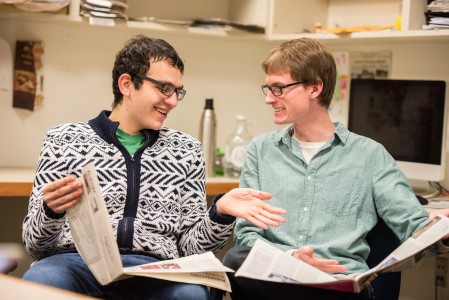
{"left": 304, "top": 207, "right": 309, "bottom": 212}
{"left": 298, "top": 235, "right": 304, "bottom": 240}
{"left": 307, "top": 176, "right": 312, "bottom": 181}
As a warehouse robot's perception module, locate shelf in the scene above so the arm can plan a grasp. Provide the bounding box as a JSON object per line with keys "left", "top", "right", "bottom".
{"left": 1, "top": 9, "right": 449, "bottom": 44}
{"left": 0, "top": 168, "right": 239, "bottom": 197}
{"left": 269, "top": 29, "right": 449, "bottom": 44}
{"left": 0, "top": 10, "right": 267, "bottom": 42}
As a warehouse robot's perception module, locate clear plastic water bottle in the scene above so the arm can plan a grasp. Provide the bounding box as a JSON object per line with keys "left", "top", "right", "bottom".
{"left": 199, "top": 98, "right": 216, "bottom": 178}
{"left": 224, "top": 115, "right": 252, "bottom": 178}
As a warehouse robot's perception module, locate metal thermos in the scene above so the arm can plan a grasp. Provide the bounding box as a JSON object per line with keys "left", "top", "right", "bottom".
{"left": 199, "top": 98, "right": 216, "bottom": 177}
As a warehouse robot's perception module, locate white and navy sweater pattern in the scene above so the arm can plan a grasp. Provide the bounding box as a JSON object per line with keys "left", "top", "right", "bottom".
{"left": 23, "top": 111, "right": 234, "bottom": 261}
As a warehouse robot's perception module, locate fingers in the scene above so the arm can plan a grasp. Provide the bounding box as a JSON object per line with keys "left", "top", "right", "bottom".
{"left": 242, "top": 188, "right": 273, "bottom": 200}
{"left": 293, "top": 247, "right": 348, "bottom": 273}
{"left": 242, "top": 189, "right": 287, "bottom": 215}
{"left": 42, "top": 176, "right": 76, "bottom": 193}
{"left": 317, "top": 263, "right": 348, "bottom": 273}
{"left": 246, "top": 215, "right": 268, "bottom": 230}
{"left": 243, "top": 202, "right": 286, "bottom": 228}
{"left": 42, "top": 176, "right": 83, "bottom": 214}
{"left": 250, "top": 210, "right": 283, "bottom": 229}
{"left": 297, "top": 245, "right": 314, "bottom": 257}
{"left": 430, "top": 208, "right": 449, "bottom": 220}
{"left": 262, "top": 202, "right": 287, "bottom": 215}
{"left": 218, "top": 188, "right": 287, "bottom": 229}
{"left": 259, "top": 209, "right": 285, "bottom": 225}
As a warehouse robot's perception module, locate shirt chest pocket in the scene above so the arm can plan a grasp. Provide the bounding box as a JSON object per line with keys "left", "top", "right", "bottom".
{"left": 316, "top": 174, "right": 361, "bottom": 216}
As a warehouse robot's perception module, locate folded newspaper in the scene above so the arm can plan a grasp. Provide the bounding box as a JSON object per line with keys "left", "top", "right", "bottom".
{"left": 67, "top": 162, "right": 233, "bottom": 292}
{"left": 235, "top": 215, "right": 449, "bottom": 293}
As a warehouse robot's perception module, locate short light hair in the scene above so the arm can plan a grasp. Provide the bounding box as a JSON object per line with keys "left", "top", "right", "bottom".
{"left": 262, "top": 38, "right": 336, "bottom": 108}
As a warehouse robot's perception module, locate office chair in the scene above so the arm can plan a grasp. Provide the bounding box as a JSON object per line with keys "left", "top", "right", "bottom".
{"left": 365, "top": 217, "right": 402, "bottom": 300}
{"left": 211, "top": 217, "right": 402, "bottom": 300}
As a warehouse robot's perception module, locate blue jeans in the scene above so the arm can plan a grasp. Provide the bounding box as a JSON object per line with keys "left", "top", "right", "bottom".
{"left": 23, "top": 252, "right": 211, "bottom": 300}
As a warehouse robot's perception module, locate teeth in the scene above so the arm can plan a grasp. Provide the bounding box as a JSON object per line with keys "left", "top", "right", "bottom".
{"left": 156, "top": 108, "right": 167, "bottom": 115}
{"left": 275, "top": 107, "right": 285, "bottom": 112}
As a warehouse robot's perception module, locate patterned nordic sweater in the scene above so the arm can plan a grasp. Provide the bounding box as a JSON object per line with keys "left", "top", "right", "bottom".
{"left": 23, "top": 110, "right": 235, "bottom": 261}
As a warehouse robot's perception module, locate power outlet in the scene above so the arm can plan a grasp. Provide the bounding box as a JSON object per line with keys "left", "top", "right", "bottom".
{"left": 436, "top": 257, "right": 448, "bottom": 287}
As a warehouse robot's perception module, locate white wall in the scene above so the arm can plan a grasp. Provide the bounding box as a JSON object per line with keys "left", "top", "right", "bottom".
{"left": 0, "top": 18, "right": 278, "bottom": 168}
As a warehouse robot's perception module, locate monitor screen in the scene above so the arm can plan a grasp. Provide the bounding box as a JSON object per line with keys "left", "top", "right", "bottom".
{"left": 348, "top": 79, "right": 447, "bottom": 182}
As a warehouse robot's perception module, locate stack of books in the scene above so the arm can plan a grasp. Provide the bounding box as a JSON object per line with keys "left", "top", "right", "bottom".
{"left": 424, "top": 0, "right": 449, "bottom": 29}
{"left": 12, "top": 0, "right": 70, "bottom": 12}
{"left": 79, "top": 0, "right": 128, "bottom": 21}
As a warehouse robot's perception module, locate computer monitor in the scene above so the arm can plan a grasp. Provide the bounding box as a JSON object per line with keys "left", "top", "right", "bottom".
{"left": 347, "top": 79, "right": 447, "bottom": 185}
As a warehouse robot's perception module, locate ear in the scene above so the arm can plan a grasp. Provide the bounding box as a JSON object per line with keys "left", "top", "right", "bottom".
{"left": 118, "top": 73, "right": 132, "bottom": 97}
{"left": 310, "top": 81, "right": 323, "bottom": 100}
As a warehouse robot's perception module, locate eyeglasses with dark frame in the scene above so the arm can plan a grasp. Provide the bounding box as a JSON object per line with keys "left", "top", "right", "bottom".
{"left": 138, "top": 76, "right": 186, "bottom": 101}
{"left": 261, "top": 81, "right": 306, "bottom": 96}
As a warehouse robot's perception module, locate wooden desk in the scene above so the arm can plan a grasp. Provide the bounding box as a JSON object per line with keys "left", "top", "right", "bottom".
{"left": 0, "top": 273, "right": 97, "bottom": 299}
{"left": 0, "top": 168, "right": 35, "bottom": 197}
{"left": 0, "top": 168, "right": 239, "bottom": 197}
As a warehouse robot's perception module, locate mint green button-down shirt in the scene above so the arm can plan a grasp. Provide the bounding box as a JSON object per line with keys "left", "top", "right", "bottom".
{"left": 234, "top": 122, "right": 429, "bottom": 274}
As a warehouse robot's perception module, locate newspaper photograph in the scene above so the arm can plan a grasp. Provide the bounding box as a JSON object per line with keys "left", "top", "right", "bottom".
{"left": 67, "top": 162, "right": 233, "bottom": 292}
{"left": 236, "top": 215, "right": 449, "bottom": 293}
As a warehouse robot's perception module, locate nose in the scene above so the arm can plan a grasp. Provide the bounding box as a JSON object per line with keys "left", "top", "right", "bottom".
{"left": 265, "top": 92, "right": 275, "bottom": 105}
{"left": 165, "top": 93, "right": 178, "bottom": 108}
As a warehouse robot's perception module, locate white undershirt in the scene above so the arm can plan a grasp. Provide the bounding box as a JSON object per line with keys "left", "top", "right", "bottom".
{"left": 293, "top": 137, "right": 325, "bottom": 164}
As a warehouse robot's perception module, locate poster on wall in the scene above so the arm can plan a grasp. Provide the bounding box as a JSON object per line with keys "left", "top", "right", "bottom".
{"left": 329, "top": 50, "right": 392, "bottom": 126}
{"left": 350, "top": 50, "right": 391, "bottom": 79}
{"left": 329, "top": 51, "right": 350, "bottom": 126}
{"left": 13, "top": 40, "right": 44, "bottom": 111}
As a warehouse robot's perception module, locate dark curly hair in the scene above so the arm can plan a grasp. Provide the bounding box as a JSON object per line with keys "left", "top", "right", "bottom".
{"left": 111, "top": 35, "right": 184, "bottom": 108}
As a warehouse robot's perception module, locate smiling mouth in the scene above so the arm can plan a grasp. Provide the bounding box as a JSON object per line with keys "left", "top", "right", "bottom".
{"left": 156, "top": 108, "right": 167, "bottom": 115}
{"left": 274, "top": 107, "right": 285, "bottom": 112}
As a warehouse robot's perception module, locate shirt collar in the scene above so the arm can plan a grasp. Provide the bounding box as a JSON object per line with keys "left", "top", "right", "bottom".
{"left": 273, "top": 122, "right": 350, "bottom": 146}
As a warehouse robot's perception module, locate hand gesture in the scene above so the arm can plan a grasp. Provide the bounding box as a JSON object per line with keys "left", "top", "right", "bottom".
{"left": 42, "top": 176, "right": 83, "bottom": 214}
{"left": 216, "top": 188, "right": 287, "bottom": 230}
{"left": 292, "top": 246, "right": 348, "bottom": 273}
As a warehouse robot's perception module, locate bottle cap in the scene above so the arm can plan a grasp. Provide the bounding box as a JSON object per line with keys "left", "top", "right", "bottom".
{"left": 205, "top": 98, "right": 214, "bottom": 109}
{"left": 215, "top": 148, "right": 224, "bottom": 157}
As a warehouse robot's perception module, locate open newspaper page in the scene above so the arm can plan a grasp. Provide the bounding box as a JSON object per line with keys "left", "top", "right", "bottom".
{"left": 123, "top": 252, "right": 233, "bottom": 291}
{"left": 370, "top": 214, "right": 449, "bottom": 273}
{"left": 236, "top": 215, "right": 449, "bottom": 293}
{"left": 67, "top": 163, "right": 124, "bottom": 285}
{"left": 67, "top": 162, "right": 233, "bottom": 292}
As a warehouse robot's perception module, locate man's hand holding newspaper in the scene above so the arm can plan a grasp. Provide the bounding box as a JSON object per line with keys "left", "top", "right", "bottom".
{"left": 235, "top": 215, "right": 449, "bottom": 293}
{"left": 66, "top": 162, "right": 233, "bottom": 292}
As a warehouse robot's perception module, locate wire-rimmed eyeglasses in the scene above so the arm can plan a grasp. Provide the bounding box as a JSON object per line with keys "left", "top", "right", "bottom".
{"left": 261, "top": 81, "right": 306, "bottom": 96}
{"left": 139, "top": 76, "right": 186, "bottom": 101}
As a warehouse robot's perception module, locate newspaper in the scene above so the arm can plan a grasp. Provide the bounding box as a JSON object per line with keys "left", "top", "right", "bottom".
{"left": 235, "top": 215, "right": 449, "bottom": 293}
{"left": 67, "top": 162, "right": 233, "bottom": 292}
